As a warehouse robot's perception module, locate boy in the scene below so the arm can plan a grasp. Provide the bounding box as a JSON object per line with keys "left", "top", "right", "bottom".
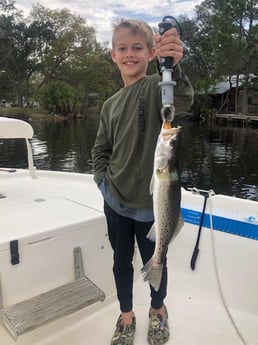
{"left": 92, "top": 18, "right": 193, "bottom": 345}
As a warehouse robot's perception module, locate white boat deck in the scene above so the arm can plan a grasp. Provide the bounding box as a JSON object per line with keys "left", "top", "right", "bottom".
{"left": 0, "top": 169, "right": 258, "bottom": 345}
{"left": 1, "top": 248, "right": 257, "bottom": 345}
{"left": 15, "top": 283, "right": 257, "bottom": 345}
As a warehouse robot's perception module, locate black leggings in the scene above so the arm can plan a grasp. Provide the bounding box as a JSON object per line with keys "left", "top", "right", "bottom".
{"left": 104, "top": 201, "right": 167, "bottom": 313}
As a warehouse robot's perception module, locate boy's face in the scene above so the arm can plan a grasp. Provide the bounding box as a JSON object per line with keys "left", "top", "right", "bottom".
{"left": 111, "top": 28, "right": 155, "bottom": 86}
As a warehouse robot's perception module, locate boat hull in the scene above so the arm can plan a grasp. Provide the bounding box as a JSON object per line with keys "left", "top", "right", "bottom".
{"left": 0, "top": 170, "right": 257, "bottom": 344}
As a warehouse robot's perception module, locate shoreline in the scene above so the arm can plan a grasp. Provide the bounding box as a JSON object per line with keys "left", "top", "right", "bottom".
{"left": 0, "top": 106, "right": 100, "bottom": 120}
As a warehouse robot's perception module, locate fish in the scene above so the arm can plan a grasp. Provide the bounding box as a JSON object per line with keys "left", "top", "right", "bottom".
{"left": 141, "top": 120, "right": 184, "bottom": 291}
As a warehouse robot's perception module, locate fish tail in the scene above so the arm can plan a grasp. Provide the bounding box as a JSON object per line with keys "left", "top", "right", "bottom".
{"left": 141, "top": 258, "right": 163, "bottom": 292}
{"left": 146, "top": 224, "right": 156, "bottom": 242}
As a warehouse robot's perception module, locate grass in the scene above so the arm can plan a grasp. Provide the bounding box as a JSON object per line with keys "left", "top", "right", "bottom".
{"left": 0, "top": 106, "right": 100, "bottom": 120}
{"left": 0, "top": 107, "right": 50, "bottom": 120}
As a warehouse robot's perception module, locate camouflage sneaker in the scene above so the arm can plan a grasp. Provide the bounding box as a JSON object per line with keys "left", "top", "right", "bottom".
{"left": 111, "top": 314, "right": 136, "bottom": 345}
{"left": 147, "top": 305, "right": 169, "bottom": 345}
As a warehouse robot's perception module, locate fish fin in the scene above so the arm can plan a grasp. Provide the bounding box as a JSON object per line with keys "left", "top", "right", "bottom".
{"left": 141, "top": 258, "right": 163, "bottom": 292}
{"left": 146, "top": 225, "right": 156, "bottom": 242}
{"left": 167, "top": 214, "right": 184, "bottom": 245}
{"left": 174, "top": 214, "right": 184, "bottom": 238}
{"left": 149, "top": 175, "right": 154, "bottom": 195}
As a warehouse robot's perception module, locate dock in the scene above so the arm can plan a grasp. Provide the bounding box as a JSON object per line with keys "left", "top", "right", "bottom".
{"left": 211, "top": 113, "right": 258, "bottom": 126}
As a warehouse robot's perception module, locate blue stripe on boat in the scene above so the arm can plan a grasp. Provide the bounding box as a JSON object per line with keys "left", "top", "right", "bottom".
{"left": 181, "top": 208, "right": 258, "bottom": 240}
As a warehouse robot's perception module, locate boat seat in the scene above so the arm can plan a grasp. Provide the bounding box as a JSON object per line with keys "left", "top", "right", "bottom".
{"left": 0, "top": 117, "right": 36, "bottom": 179}
{"left": 0, "top": 247, "right": 105, "bottom": 340}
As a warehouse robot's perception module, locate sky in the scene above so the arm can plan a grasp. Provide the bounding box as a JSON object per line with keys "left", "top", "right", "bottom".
{"left": 16, "top": 0, "right": 203, "bottom": 44}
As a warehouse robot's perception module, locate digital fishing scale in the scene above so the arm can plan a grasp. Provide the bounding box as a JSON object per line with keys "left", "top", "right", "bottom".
{"left": 158, "top": 16, "right": 182, "bottom": 123}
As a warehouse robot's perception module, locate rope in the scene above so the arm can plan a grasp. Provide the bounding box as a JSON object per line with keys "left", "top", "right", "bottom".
{"left": 208, "top": 194, "right": 247, "bottom": 345}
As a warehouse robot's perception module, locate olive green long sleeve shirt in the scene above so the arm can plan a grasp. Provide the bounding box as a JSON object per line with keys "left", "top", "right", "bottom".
{"left": 92, "top": 66, "right": 193, "bottom": 209}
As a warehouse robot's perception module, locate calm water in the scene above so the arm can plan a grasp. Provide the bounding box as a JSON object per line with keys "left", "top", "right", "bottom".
{"left": 1, "top": 115, "right": 258, "bottom": 200}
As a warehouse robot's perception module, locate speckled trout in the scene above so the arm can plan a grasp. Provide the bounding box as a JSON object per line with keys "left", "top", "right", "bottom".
{"left": 141, "top": 120, "right": 183, "bottom": 291}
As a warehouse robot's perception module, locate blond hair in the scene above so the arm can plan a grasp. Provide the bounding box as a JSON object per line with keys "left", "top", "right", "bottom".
{"left": 112, "top": 18, "right": 154, "bottom": 49}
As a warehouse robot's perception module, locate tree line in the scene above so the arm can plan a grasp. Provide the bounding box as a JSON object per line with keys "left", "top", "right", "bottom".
{"left": 0, "top": 0, "right": 257, "bottom": 116}
{"left": 181, "top": 0, "right": 258, "bottom": 115}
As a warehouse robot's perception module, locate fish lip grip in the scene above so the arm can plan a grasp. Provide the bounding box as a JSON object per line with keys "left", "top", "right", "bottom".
{"left": 158, "top": 16, "right": 182, "bottom": 123}
{"left": 158, "top": 16, "right": 183, "bottom": 71}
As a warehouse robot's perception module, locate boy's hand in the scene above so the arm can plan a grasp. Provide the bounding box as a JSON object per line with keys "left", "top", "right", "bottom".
{"left": 154, "top": 28, "right": 183, "bottom": 66}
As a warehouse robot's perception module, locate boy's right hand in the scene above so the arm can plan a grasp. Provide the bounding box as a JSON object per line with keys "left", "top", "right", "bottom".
{"left": 154, "top": 28, "right": 183, "bottom": 66}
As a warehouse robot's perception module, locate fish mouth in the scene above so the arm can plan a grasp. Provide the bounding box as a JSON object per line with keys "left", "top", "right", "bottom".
{"left": 161, "top": 120, "right": 181, "bottom": 136}
{"left": 163, "top": 120, "right": 172, "bottom": 130}
{"left": 161, "top": 120, "right": 179, "bottom": 138}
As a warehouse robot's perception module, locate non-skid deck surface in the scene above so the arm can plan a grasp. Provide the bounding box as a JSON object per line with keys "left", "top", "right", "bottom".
{"left": 1, "top": 276, "right": 257, "bottom": 345}
{"left": 0, "top": 276, "right": 105, "bottom": 339}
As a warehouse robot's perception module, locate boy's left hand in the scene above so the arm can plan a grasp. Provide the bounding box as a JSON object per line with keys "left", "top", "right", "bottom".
{"left": 154, "top": 28, "right": 183, "bottom": 66}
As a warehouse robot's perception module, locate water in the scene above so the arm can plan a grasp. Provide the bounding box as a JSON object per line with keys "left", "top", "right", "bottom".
{"left": 179, "top": 121, "right": 258, "bottom": 200}
{"left": 1, "top": 115, "right": 258, "bottom": 200}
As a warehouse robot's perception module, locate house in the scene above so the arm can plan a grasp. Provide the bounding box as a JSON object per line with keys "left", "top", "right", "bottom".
{"left": 208, "top": 74, "right": 258, "bottom": 114}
